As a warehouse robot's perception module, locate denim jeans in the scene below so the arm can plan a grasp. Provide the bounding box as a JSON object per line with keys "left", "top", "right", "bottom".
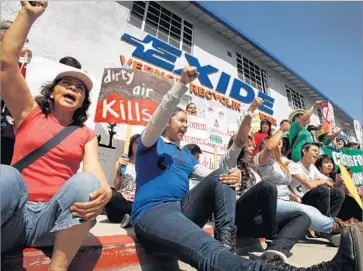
{"left": 277, "top": 199, "right": 334, "bottom": 233}
{"left": 134, "top": 169, "right": 264, "bottom": 271}
{"left": 302, "top": 185, "right": 345, "bottom": 218}
{"left": 1, "top": 165, "right": 100, "bottom": 252}
{"left": 236, "top": 181, "right": 310, "bottom": 255}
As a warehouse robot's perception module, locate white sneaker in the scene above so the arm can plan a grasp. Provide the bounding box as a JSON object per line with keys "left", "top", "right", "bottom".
{"left": 249, "top": 249, "right": 288, "bottom": 263}
{"left": 120, "top": 214, "right": 131, "bottom": 228}
{"left": 249, "top": 251, "right": 264, "bottom": 260}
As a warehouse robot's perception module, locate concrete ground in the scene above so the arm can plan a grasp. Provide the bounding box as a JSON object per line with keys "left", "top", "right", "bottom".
{"left": 91, "top": 216, "right": 338, "bottom": 270}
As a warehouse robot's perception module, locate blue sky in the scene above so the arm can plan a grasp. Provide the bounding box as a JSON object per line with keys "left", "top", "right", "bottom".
{"left": 200, "top": 1, "right": 362, "bottom": 123}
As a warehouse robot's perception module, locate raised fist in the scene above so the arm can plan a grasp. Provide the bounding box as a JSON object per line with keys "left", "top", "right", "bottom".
{"left": 180, "top": 66, "right": 199, "bottom": 85}
{"left": 248, "top": 97, "right": 263, "bottom": 113}
{"left": 280, "top": 121, "right": 290, "bottom": 133}
{"left": 20, "top": 1, "right": 48, "bottom": 20}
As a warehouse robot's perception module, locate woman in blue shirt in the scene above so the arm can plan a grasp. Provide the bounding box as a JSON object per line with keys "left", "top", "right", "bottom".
{"left": 131, "top": 66, "right": 266, "bottom": 270}
{"left": 129, "top": 67, "right": 363, "bottom": 271}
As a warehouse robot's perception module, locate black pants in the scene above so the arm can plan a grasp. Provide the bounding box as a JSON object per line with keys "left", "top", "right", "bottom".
{"left": 337, "top": 195, "right": 362, "bottom": 222}
{"left": 105, "top": 189, "right": 133, "bottom": 223}
{"left": 236, "top": 181, "right": 310, "bottom": 255}
{"left": 1, "top": 136, "right": 15, "bottom": 165}
{"left": 302, "top": 185, "right": 345, "bottom": 218}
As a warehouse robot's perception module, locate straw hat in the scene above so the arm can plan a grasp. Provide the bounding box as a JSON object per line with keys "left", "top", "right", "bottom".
{"left": 288, "top": 109, "right": 307, "bottom": 124}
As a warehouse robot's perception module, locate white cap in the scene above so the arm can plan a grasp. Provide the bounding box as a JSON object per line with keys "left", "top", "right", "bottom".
{"left": 55, "top": 69, "right": 93, "bottom": 92}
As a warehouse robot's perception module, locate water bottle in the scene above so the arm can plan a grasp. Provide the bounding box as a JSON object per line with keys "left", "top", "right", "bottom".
{"left": 117, "top": 154, "right": 128, "bottom": 176}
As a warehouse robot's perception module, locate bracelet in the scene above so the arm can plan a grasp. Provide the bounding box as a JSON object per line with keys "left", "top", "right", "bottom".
{"left": 246, "top": 111, "right": 254, "bottom": 118}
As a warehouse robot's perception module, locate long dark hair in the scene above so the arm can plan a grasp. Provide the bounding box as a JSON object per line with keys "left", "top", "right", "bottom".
{"left": 316, "top": 154, "right": 336, "bottom": 179}
{"left": 228, "top": 135, "right": 260, "bottom": 191}
{"left": 128, "top": 134, "right": 140, "bottom": 158}
{"left": 258, "top": 119, "right": 272, "bottom": 136}
{"left": 34, "top": 79, "right": 91, "bottom": 126}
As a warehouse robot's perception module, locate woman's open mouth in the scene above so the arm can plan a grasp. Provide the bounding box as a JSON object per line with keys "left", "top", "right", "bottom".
{"left": 63, "top": 93, "right": 76, "bottom": 103}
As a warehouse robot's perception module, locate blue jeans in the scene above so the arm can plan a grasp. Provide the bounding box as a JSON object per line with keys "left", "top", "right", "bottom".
{"left": 134, "top": 169, "right": 264, "bottom": 271}
{"left": 1, "top": 165, "right": 100, "bottom": 252}
{"left": 277, "top": 199, "right": 334, "bottom": 233}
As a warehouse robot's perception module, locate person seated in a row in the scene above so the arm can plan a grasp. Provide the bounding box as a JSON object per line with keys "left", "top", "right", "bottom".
{"left": 288, "top": 143, "right": 345, "bottom": 220}
{"left": 316, "top": 155, "right": 362, "bottom": 222}
{"left": 257, "top": 131, "right": 359, "bottom": 248}
{"left": 104, "top": 134, "right": 140, "bottom": 228}
{"left": 129, "top": 66, "right": 363, "bottom": 271}
{"left": 1, "top": 2, "right": 111, "bottom": 270}
{"left": 183, "top": 143, "right": 203, "bottom": 190}
{"left": 220, "top": 101, "right": 310, "bottom": 263}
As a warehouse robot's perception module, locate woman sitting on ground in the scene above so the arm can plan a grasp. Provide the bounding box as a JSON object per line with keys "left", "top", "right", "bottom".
{"left": 131, "top": 67, "right": 248, "bottom": 267}
{"left": 315, "top": 155, "right": 362, "bottom": 222}
{"left": 105, "top": 134, "right": 140, "bottom": 227}
{"left": 221, "top": 104, "right": 311, "bottom": 263}
{"left": 0, "top": 2, "right": 111, "bottom": 269}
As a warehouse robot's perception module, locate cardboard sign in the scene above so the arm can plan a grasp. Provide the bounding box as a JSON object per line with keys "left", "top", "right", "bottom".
{"left": 338, "top": 164, "right": 363, "bottom": 209}
{"left": 94, "top": 68, "right": 173, "bottom": 126}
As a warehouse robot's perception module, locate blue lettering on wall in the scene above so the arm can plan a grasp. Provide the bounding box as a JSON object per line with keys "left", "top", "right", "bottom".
{"left": 215, "top": 72, "right": 231, "bottom": 94}
{"left": 229, "top": 79, "right": 255, "bottom": 104}
{"left": 121, "top": 33, "right": 275, "bottom": 115}
{"left": 121, "top": 33, "right": 181, "bottom": 71}
{"left": 258, "top": 91, "right": 274, "bottom": 116}
{"left": 174, "top": 54, "right": 218, "bottom": 89}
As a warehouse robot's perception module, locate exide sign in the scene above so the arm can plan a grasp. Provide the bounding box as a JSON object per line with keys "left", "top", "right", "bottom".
{"left": 121, "top": 33, "right": 274, "bottom": 115}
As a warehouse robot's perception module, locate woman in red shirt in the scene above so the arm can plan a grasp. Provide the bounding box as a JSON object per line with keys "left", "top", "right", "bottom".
{"left": 0, "top": 2, "right": 111, "bottom": 270}
{"left": 253, "top": 119, "right": 272, "bottom": 156}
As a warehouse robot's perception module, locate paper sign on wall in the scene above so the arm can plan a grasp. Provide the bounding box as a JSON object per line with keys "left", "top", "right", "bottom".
{"left": 354, "top": 120, "right": 363, "bottom": 149}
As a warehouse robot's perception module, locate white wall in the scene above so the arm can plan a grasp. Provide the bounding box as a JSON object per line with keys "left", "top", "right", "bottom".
{"left": 1, "top": 1, "right": 355, "bottom": 135}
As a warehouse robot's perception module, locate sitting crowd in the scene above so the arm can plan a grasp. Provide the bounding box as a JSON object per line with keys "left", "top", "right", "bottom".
{"left": 1, "top": 2, "right": 362, "bottom": 271}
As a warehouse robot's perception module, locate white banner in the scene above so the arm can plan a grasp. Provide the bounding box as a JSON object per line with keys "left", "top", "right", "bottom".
{"left": 354, "top": 120, "right": 363, "bottom": 149}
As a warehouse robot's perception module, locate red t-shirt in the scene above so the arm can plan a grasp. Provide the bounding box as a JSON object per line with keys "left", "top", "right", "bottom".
{"left": 11, "top": 106, "right": 96, "bottom": 202}
{"left": 253, "top": 132, "right": 269, "bottom": 156}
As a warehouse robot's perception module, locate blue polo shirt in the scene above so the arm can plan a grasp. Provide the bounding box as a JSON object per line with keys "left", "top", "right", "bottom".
{"left": 131, "top": 136, "right": 198, "bottom": 225}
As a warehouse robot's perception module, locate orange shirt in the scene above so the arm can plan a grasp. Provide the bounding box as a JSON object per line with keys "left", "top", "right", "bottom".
{"left": 11, "top": 106, "right": 95, "bottom": 202}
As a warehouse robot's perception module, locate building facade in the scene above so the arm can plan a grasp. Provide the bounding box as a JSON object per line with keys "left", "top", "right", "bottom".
{"left": 2, "top": 1, "right": 359, "bottom": 179}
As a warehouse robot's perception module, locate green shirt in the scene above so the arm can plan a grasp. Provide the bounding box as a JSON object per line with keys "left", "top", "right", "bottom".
{"left": 289, "top": 121, "right": 313, "bottom": 162}
{"left": 289, "top": 121, "right": 331, "bottom": 162}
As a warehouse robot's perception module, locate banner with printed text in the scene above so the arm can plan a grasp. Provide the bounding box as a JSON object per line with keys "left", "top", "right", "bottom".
{"left": 321, "top": 146, "right": 363, "bottom": 188}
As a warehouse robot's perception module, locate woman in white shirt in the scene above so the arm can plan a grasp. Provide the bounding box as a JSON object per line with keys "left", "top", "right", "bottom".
{"left": 257, "top": 124, "right": 356, "bottom": 238}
